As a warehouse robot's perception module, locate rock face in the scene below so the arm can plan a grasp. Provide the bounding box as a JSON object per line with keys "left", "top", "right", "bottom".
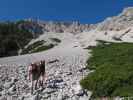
{"left": 22, "top": 19, "right": 95, "bottom": 34}
{"left": 19, "top": 7, "right": 133, "bottom": 34}
{"left": 39, "top": 21, "right": 95, "bottom": 34}
{"left": 96, "top": 7, "right": 133, "bottom": 31}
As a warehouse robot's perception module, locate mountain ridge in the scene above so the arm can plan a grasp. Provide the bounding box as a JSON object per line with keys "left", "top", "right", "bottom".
{"left": 1, "top": 7, "right": 133, "bottom": 100}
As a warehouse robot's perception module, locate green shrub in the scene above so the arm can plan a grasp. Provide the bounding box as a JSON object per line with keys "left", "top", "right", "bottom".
{"left": 0, "top": 22, "right": 33, "bottom": 57}
{"left": 22, "top": 41, "right": 54, "bottom": 54}
{"left": 21, "top": 40, "right": 45, "bottom": 54}
{"left": 50, "top": 38, "right": 61, "bottom": 43}
{"left": 80, "top": 41, "right": 133, "bottom": 97}
{"left": 30, "top": 44, "right": 54, "bottom": 53}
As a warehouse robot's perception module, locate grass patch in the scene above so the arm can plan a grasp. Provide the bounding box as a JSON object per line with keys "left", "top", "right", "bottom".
{"left": 80, "top": 41, "right": 133, "bottom": 97}
{"left": 50, "top": 38, "right": 61, "bottom": 43}
{"left": 30, "top": 44, "right": 54, "bottom": 53}
{"left": 21, "top": 40, "right": 45, "bottom": 54}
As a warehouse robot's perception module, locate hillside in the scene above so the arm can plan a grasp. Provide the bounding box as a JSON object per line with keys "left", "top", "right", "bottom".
{"left": 0, "top": 19, "right": 95, "bottom": 58}
{"left": 1, "top": 7, "right": 133, "bottom": 100}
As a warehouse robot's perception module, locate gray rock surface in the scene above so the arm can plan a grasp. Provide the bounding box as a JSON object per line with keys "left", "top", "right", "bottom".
{"left": 96, "top": 7, "right": 133, "bottom": 31}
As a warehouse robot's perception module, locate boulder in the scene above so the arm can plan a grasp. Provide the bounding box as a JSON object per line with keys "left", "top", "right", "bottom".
{"left": 11, "top": 77, "right": 18, "bottom": 83}
{"left": 4, "top": 82, "right": 13, "bottom": 89}
{"left": 8, "top": 85, "right": 16, "bottom": 93}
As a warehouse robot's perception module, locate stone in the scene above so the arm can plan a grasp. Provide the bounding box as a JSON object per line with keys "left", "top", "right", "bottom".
{"left": 79, "top": 95, "right": 89, "bottom": 100}
{"left": 1, "top": 90, "right": 7, "bottom": 95}
{"left": 47, "top": 83, "right": 59, "bottom": 89}
{"left": 4, "top": 82, "right": 13, "bottom": 89}
{"left": 23, "top": 84, "right": 29, "bottom": 89}
{"left": 57, "top": 93, "right": 63, "bottom": 100}
{"left": 62, "top": 94, "right": 70, "bottom": 100}
{"left": 18, "top": 96, "right": 25, "bottom": 100}
{"left": 33, "top": 94, "right": 41, "bottom": 100}
{"left": 11, "top": 77, "right": 18, "bottom": 83}
{"left": 0, "top": 96, "right": 7, "bottom": 100}
{"left": 78, "top": 67, "right": 87, "bottom": 73}
{"left": 72, "top": 83, "right": 85, "bottom": 96}
{"left": 8, "top": 85, "right": 16, "bottom": 93}
{"left": 44, "top": 88, "right": 56, "bottom": 94}
{"left": 76, "top": 89, "right": 87, "bottom": 97}
{"left": 0, "top": 85, "right": 3, "bottom": 92}
{"left": 53, "top": 77, "right": 63, "bottom": 83}
{"left": 42, "top": 93, "right": 51, "bottom": 99}
{"left": 24, "top": 94, "right": 41, "bottom": 100}
{"left": 66, "top": 72, "right": 72, "bottom": 76}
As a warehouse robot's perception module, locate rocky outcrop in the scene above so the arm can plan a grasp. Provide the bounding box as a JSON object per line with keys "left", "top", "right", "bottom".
{"left": 21, "top": 19, "right": 96, "bottom": 34}
{"left": 39, "top": 21, "right": 94, "bottom": 34}
{"left": 96, "top": 7, "right": 133, "bottom": 31}
{"left": 19, "top": 7, "right": 133, "bottom": 34}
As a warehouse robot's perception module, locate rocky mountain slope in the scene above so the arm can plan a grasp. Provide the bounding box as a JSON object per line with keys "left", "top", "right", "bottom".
{"left": 24, "top": 19, "right": 95, "bottom": 34}
{"left": 96, "top": 7, "right": 133, "bottom": 31}
{"left": 0, "top": 32, "right": 92, "bottom": 100}
{"left": 0, "top": 7, "right": 133, "bottom": 100}
{"left": 0, "top": 19, "right": 96, "bottom": 57}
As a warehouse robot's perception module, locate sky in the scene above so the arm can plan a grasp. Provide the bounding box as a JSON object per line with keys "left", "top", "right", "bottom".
{"left": 0, "top": 0, "right": 133, "bottom": 24}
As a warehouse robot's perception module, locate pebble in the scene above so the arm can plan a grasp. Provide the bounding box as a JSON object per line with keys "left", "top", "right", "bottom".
{"left": 0, "top": 55, "right": 91, "bottom": 100}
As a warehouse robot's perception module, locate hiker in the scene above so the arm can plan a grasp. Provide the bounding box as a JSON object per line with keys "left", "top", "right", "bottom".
{"left": 28, "top": 60, "right": 46, "bottom": 94}
{"left": 39, "top": 60, "right": 46, "bottom": 88}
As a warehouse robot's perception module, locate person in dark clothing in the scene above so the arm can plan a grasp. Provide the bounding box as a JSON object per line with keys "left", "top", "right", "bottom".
{"left": 28, "top": 60, "right": 46, "bottom": 94}
{"left": 39, "top": 60, "right": 46, "bottom": 87}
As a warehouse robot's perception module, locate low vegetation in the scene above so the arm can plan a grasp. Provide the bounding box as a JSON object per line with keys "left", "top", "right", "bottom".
{"left": 80, "top": 41, "right": 133, "bottom": 97}
{"left": 50, "top": 38, "right": 61, "bottom": 43}
{"left": 30, "top": 44, "right": 54, "bottom": 53}
{"left": 0, "top": 22, "right": 33, "bottom": 57}
{"left": 22, "top": 40, "right": 55, "bottom": 54}
{"left": 21, "top": 40, "right": 45, "bottom": 54}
